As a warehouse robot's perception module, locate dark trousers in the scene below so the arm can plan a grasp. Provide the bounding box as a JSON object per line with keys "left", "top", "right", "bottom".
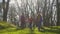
{"left": 21, "top": 22, "right": 25, "bottom": 28}
{"left": 38, "top": 22, "right": 41, "bottom": 31}
{"left": 29, "top": 23, "right": 32, "bottom": 30}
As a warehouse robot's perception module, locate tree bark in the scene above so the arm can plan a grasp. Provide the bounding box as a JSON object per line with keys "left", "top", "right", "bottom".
{"left": 3, "top": 0, "right": 10, "bottom": 21}
{"left": 56, "top": 0, "right": 60, "bottom": 26}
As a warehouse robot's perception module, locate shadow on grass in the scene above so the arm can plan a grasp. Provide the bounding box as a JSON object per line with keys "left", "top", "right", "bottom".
{"left": 42, "top": 26, "right": 60, "bottom": 34}
{"left": 0, "top": 26, "right": 60, "bottom": 34}
{"left": 0, "top": 28, "right": 22, "bottom": 33}
{"left": 27, "top": 30, "right": 35, "bottom": 34}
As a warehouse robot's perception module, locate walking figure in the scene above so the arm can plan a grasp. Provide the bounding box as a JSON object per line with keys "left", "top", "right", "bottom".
{"left": 29, "top": 16, "right": 33, "bottom": 30}
{"left": 21, "top": 13, "right": 25, "bottom": 29}
{"left": 37, "top": 13, "right": 43, "bottom": 31}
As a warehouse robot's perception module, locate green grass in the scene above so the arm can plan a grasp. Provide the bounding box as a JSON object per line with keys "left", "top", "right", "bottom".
{"left": 0, "top": 27, "right": 60, "bottom": 34}
{"left": 0, "top": 21, "right": 15, "bottom": 28}
{"left": 0, "top": 21, "right": 60, "bottom": 34}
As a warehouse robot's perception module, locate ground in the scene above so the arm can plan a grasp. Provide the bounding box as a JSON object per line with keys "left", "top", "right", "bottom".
{"left": 0, "top": 21, "right": 60, "bottom": 34}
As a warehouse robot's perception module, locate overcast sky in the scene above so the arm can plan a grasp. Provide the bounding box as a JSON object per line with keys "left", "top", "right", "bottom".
{"left": 0, "top": 0, "right": 7, "bottom": 3}
{"left": 0, "top": 0, "right": 2, "bottom": 2}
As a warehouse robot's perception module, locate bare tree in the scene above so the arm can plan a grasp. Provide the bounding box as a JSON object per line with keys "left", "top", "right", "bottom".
{"left": 56, "top": 0, "right": 60, "bottom": 26}
{"left": 3, "top": 0, "right": 10, "bottom": 21}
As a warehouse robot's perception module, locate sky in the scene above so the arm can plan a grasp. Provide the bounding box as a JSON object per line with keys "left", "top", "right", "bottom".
{"left": 0, "top": 0, "right": 2, "bottom": 2}
{"left": 0, "top": 0, "right": 7, "bottom": 3}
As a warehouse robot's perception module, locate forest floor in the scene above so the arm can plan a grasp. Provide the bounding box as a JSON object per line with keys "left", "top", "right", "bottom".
{"left": 0, "top": 21, "right": 60, "bottom": 34}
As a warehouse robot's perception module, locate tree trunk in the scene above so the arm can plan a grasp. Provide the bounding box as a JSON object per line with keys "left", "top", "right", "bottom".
{"left": 43, "top": 0, "right": 47, "bottom": 26}
{"left": 56, "top": 0, "right": 60, "bottom": 26}
{"left": 3, "top": 0, "right": 10, "bottom": 21}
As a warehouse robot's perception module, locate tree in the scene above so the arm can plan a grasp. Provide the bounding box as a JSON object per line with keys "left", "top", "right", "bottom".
{"left": 3, "top": 0, "right": 10, "bottom": 21}
{"left": 43, "top": 0, "right": 47, "bottom": 26}
{"left": 56, "top": 0, "right": 60, "bottom": 26}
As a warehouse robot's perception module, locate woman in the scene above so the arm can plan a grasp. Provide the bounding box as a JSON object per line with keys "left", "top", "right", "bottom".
{"left": 37, "top": 13, "right": 43, "bottom": 31}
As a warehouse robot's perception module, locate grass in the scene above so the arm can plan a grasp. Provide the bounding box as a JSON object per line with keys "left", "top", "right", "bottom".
{"left": 0, "top": 27, "right": 59, "bottom": 34}
{"left": 0, "top": 21, "right": 60, "bottom": 34}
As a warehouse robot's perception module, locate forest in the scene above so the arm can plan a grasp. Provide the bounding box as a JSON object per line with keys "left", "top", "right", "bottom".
{"left": 0, "top": 0, "right": 60, "bottom": 34}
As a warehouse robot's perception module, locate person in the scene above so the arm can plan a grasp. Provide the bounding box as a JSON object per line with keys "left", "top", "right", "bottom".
{"left": 20, "top": 13, "right": 25, "bottom": 29}
{"left": 15, "top": 15, "right": 19, "bottom": 29}
{"left": 37, "top": 13, "right": 43, "bottom": 31}
{"left": 29, "top": 16, "right": 33, "bottom": 30}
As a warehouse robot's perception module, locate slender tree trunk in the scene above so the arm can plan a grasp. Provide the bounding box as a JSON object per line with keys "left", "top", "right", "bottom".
{"left": 50, "top": 0, "right": 55, "bottom": 26}
{"left": 43, "top": 0, "right": 47, "bottom": 26}
{"left": 3, "top": 0, "right": 6, "bottom": 21}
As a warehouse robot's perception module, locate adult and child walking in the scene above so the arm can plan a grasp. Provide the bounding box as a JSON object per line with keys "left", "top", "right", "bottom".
{"left": 20, "top": 13, "right": 43, "bottom": 31}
